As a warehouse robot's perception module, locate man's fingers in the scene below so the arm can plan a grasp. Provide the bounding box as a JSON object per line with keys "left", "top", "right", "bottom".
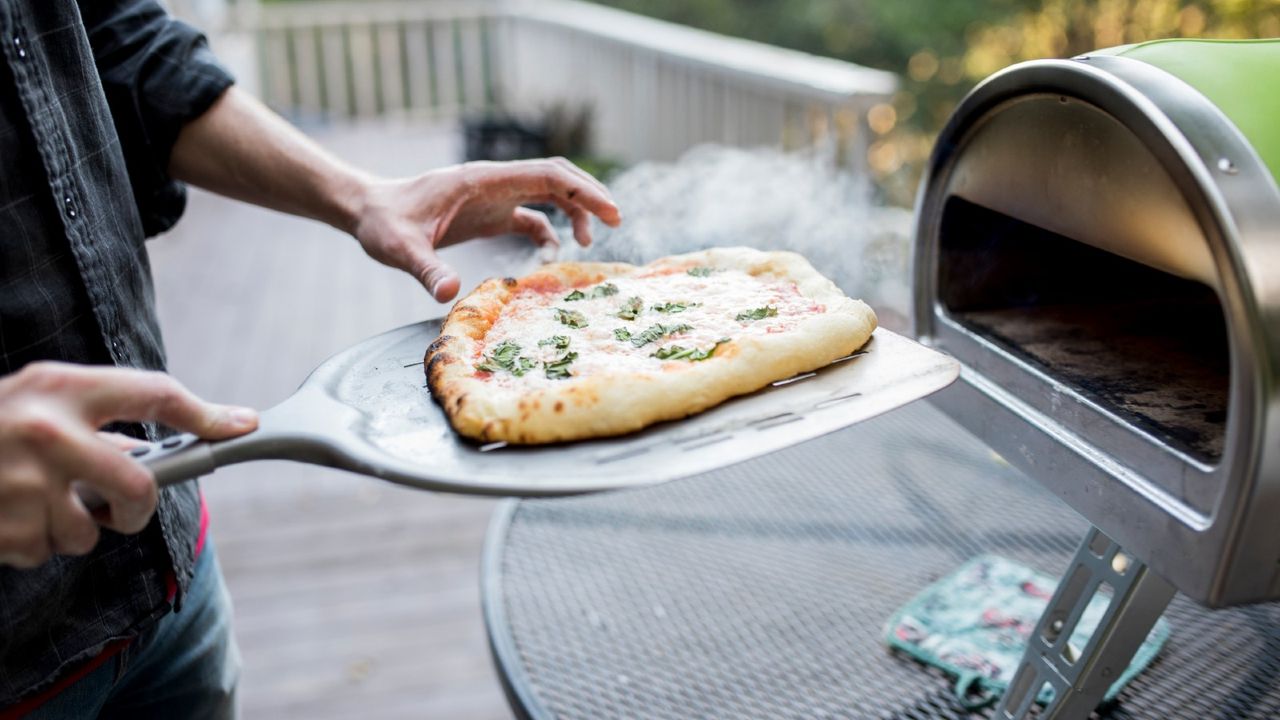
{"left": 36, "top": 364, "right": 258, "bottom": 440}
{"left": 96, "top": 431, "right": 144, "bottom": 451}
{"left": 0, "top": 534, "right": 51, "bottom": 569}
{"left": 534, "top": 162, "right": 621, "bottom": 227}
{"left": 511, "top": 207, "right": 560, "bottom": 249}
{"left": 36, "top": 423, "right": 156, "bottom": 534}
{"left": 540, "top": 184, "right": 619, "bottom": 229}
{"left": 568, "top": 207, "right": 592, "bottom": 247}
{"left": 47, "top": 488, "right": 99, "bottom": 556}
{"left": 536, "top": 195, "right": 604, "bottom": 247}
{"left": 0, "top": 469, "right": 52, "bottom": 568}
{"left": 549, "top": 156, "right": 609, "bottom": 194}
{"left": 405, "top": 242, "right": 461, "bottom": 302}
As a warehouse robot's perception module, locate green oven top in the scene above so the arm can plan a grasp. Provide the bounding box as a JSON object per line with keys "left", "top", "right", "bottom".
{"left": 1095, "top": 39, "right": 1280, "bottom": 188}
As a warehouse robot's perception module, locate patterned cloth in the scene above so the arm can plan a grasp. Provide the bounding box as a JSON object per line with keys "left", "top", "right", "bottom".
{"left": 884, "top": 554, "right": 1170, "bottom": 709}
{"left": 0, "top": 0, "right": 233, "bottom": 707}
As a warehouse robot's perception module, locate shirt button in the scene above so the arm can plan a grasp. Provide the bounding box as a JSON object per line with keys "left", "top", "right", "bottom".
{"left": 65, "top": 198, "right": 76, "bottom": 218}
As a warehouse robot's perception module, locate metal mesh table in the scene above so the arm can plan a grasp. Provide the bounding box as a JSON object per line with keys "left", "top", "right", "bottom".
{"left": 482, "top": 401, "right": 1280, "bottom": 719}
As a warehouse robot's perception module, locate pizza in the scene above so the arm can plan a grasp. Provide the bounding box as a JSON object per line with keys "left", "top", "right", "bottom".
{"left": 425, "top": 247, "right": 877, "bottom": 444}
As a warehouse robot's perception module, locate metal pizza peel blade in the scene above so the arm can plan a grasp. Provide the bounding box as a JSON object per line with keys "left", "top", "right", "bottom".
{"left": 94, "top": 319, "right": 959, "bottom": 498}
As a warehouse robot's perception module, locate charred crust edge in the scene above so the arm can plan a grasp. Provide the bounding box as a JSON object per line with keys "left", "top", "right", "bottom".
{"left": 426, "top": 334, "right": 454, "bottom": 360}
{"left": 424, "top": 336, "right": 456, "bottom": 404}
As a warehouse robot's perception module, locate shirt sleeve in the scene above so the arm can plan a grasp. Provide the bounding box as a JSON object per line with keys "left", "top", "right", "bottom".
{"left": 77, "top": 0, "right": 235, "bottom": 236}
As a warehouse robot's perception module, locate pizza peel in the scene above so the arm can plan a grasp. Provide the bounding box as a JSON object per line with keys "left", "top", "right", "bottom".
{"left": 95, "top": 319, "right": 959, "bottom": 498}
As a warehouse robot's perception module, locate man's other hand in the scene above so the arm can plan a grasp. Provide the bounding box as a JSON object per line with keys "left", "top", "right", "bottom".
{"left": 0, "top": 363, "right": 258, "bottom": 568}
{"left": 352, "top": 158, "right": 623, "bottom": 302}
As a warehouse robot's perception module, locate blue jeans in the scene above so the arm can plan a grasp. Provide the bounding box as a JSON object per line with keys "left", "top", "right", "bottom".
{"left": 27, "top": 538, "right": 240, "bottom": 719}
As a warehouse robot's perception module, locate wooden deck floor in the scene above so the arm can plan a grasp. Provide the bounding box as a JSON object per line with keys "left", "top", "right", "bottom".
{"left": 149, "top": 123, "right": 528, "bottom": 719}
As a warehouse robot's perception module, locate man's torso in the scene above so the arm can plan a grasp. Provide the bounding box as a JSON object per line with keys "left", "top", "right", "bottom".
{"left": 0, "top": 0, "right": 223, "bottom": 706}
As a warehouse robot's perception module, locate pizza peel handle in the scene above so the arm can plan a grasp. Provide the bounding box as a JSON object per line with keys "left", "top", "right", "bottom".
{"left": 75, "top": 438, "right": 217, "bottom": 513}
{"left": 73, "top": 384, "right": 360, "bottom": 512}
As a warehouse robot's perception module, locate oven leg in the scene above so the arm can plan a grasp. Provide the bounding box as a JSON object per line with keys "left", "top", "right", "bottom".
{"left": 992, "top": 526, "right": 1175, "bottom": 720}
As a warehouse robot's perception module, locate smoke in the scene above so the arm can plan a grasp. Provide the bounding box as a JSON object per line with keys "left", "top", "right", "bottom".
{"left": 559, "top": 145, "right": 914, "bottom": 329}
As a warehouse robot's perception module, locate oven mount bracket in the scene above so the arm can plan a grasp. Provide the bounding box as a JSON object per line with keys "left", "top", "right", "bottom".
{"left": 995, "top": 527, "right": 1176, "bottom": 720}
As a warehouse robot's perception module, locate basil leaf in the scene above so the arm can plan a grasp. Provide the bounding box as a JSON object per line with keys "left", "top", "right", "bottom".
{"left": 613, "top": 327, "right": 632, "bottom": 342}
{"left": 554, "top": 308, "right": 589, "bottom": 328}
{"left": 735, "top": 306, "right": 778, "bottom": 323}
{"left": 538, "top": 335, "right": 570, "bottom": 350}
{"left": 615, "top": 296, "right": 644, "bottom": 321}
{"left": 476, "top": 340, "right": 537, "bottom": 376}
{"left": 630, "top": 323, "right": 692, "bottom": 348}
{"left": 651, "top": 338, "right": 729, "bottom": 362}
{"left": 652, "top": 301, "right": 698, "bottom": 314}
{"left": 544, "top": 351, "right": 578, "bottom": 380}
{"left": 490, "top": 340, "right": 521, "bottom": 363}
{"left": 650, "top": 345, "right": 691, "bottom": 360}
{"left": 564, "top": 283, "right": 618, "bottom": 302}
{"left": 687, "top": 266, "right": 714, "bottom": 277}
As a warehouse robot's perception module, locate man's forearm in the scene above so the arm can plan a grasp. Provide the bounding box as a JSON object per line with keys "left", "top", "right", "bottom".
{"left": 168, "top": 87, "right": 370, "bottom": 234}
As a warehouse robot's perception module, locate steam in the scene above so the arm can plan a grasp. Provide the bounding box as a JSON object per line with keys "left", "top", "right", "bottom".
{"left": 560, "top": 146, "right": 913, "bottom": 328}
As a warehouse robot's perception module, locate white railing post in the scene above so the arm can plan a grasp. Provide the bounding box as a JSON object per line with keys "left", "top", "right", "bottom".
{"left": 319, "top": 24, "right": 349, "bottom": 120}
{"left": 403, "top": 21, "right": 433, "bottom": 118}
{"left": 376, "top": 21, "right": 406, "bottom": 116}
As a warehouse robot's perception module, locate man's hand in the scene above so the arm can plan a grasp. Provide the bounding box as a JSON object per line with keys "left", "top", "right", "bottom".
{"left": 171, "top": 90, "right": 623, "bottom": 303}
{"left": 0, "top": 363, "right": 258, "bottom": 568}
{"left": 353, "top": 159, "right": 623, "bottom": 302}
{"left": 168, "top": 90, "right": 624, "bottom": 302}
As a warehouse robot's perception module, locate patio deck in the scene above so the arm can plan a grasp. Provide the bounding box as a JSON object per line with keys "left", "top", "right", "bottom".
{"left": 149, "top": 122, "right": 525, "bottom": 719}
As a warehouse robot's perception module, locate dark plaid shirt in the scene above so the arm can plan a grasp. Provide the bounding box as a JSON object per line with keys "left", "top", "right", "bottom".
{"left": 0, "top": 0, "right": 232, "bottom": 706}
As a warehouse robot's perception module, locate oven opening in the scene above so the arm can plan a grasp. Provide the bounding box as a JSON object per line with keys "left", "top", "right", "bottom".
{"left": 938, "top": 197, "right": 1229, "bottom": 463}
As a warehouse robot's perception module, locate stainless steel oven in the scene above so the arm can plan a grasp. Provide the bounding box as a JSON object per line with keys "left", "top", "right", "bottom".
{"left": 913, "top": 39, "right": 1280, "bottom": 718}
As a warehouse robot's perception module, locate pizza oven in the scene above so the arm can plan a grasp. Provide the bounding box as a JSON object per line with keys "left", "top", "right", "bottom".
{"left": 913, "top": 41, "right": 1280, "bottom": 611}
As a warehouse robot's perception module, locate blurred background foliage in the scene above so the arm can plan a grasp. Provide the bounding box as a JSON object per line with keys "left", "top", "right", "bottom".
{"left": 588, "top": 0, "right": 1280, "bottom": 205}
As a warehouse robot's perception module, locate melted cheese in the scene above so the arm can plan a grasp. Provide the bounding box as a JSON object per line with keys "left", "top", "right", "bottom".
{"left": 475, "top": 269, "right": 822, "bottom": 389}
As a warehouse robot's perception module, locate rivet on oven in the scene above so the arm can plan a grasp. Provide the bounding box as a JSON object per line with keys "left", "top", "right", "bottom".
{"left": 1217, "top": 157, "right": 1238, "bottom": 175}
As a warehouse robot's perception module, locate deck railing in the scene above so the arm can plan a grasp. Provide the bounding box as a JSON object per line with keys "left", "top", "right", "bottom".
{"left": 226, "top": 0, "right": 897, "bottom": 168}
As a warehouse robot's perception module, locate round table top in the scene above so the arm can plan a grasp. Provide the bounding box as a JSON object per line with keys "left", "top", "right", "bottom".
{"left": 483, "top": 401, "right": 1280, "bottom": 720}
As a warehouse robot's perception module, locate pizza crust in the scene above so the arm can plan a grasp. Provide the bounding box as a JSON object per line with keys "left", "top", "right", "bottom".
{"left": 426, "top": 247, "right": 876, "bottom": 444}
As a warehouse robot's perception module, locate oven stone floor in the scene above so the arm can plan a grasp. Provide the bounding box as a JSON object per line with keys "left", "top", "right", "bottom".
{"left": 150, "top": 122, "right": 519, "bottom": 719}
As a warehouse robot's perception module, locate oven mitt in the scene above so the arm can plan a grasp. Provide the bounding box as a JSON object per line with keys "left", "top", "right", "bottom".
{"left": 883, "top": 554, "right": 1170, "bottom": 710}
